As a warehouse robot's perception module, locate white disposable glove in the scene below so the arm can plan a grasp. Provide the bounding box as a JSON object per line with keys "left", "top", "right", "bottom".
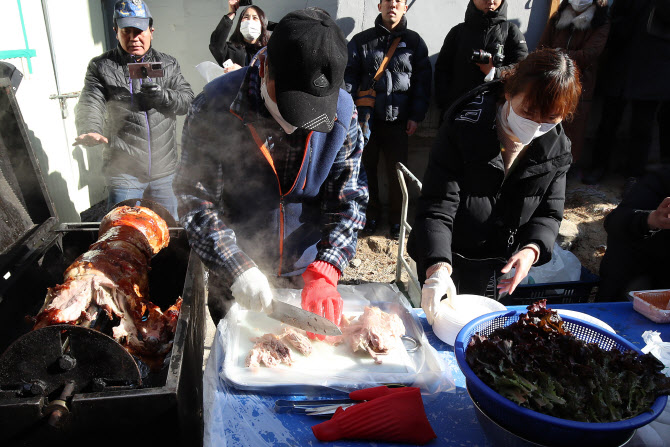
{"left": 421, "top": 267, "right": 457, "bottom": 325}
{"left": 230, "top": 267, "right": 273, "bottom": 313}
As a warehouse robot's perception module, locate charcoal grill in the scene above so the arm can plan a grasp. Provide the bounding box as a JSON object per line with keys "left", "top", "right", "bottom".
{"left": 0, "top": 78, "right": 205, "bottom": 446}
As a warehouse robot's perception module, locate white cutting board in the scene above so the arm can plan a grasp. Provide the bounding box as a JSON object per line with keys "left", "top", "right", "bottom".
{"left": 220, "top": 286, "right": 422, "bottom": 391}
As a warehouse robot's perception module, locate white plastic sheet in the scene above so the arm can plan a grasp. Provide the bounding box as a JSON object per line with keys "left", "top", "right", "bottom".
{"left": 196, "top": 61, "right": 225, "bottom": 83}
{"left": 521, "top": 242, "right": 582, "bottom": 285}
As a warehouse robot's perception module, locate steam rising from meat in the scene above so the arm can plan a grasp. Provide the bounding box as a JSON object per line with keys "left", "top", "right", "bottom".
{"left": 33, "top": 206, "right": 181, "bottom": 362}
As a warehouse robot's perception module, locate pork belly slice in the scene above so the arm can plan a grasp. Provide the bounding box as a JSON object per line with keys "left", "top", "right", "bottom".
{"left": 245, "top": 334, "right": 294, "bottom": 368}
{"left": 280, "top": 327, "right": 313, "bottom": 357}
{"left": 339, "top": 306, "right": 405, "bottom": 364}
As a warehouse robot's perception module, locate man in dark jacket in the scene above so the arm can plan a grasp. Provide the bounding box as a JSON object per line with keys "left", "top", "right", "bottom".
{"left": 174, "top": 10, "right": 367, "bottom": 330}
{"left": 344, "top": 0, "right": 432, "bottom": 239}
{"left": 434, "top": 0, "right": 527, "bottom": 115}
{"left": 74, "top": 0, "right": 193, "bottom": 219}
{"left": 598, "top": 169, "right": 670, "bottom": 300}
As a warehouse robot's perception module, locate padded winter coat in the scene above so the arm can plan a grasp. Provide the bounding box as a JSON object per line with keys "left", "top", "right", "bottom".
{"left": 434, "top": 0, "right": 528, "bottom": 111}
{"left": 209, "top": 14, "right": 262, "bottom": 68}
{"left": 408, "top": 82, "right": 572, "bottom": 281}
{"left": 344, "top": 14, "right": 432, "bottom": 124}
{"left": 75, "top": 46, "right": 194, "bottom": 181}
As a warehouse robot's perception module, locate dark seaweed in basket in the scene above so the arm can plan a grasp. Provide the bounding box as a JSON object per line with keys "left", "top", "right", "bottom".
{"left": 466, "top": 300, "right": 670, "bottom": 422}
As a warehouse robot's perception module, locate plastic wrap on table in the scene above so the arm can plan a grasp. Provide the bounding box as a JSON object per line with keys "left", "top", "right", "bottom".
{"left": 216, "top": 283, "right": 453, "bottom": 394}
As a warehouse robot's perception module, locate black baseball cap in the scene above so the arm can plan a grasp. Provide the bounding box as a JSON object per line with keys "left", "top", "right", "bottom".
{"left": 267, "top": 9, "right": 347, "bottom": 133}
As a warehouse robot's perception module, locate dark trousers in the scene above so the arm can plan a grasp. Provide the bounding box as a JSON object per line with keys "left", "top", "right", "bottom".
{"left": 597, "top": 233, "right": 670, "bottom": 301}
{"left": 451, "top": 255, "right": 505, "bottom": 299}
{"left": 658, "top": 101, "right": 670, "bottom": 162}
{"left": 363, "top": 120, "right": 408, "bottom": 225}
{"left": 592, "top": 97, "right": 661, "bottom": 177}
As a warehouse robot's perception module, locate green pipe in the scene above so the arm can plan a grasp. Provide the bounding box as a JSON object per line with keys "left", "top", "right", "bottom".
{"left": 17, "top": 0, "right": 34, "bottom": 73}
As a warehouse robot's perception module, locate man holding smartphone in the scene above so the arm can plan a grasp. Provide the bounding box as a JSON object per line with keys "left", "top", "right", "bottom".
{"left": 74, "top": 0, "right": 193, "bottom": 219}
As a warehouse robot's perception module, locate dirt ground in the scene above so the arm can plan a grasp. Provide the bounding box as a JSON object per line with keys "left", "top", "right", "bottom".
{"left": 341, "top": 174, "right": 627, "bottom": 296}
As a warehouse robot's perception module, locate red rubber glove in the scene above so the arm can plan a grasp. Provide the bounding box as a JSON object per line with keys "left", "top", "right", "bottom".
{"left": 312, "top": 387, "right": 437, "bottom": 444}
{"left": 301, "top": 261, "right": 343, "bottom": 340}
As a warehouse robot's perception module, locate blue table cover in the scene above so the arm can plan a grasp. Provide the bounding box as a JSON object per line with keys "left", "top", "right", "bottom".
{"left": 203, "top": 302, "right": 670, "bottom": 446}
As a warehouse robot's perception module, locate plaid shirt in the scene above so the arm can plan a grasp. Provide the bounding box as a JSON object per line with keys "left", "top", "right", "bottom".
{"left": 175, "top": 55, "right": 367, "bottom": 285}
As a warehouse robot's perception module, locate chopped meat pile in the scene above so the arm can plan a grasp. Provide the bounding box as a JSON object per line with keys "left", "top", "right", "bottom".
{"left": 339, "top": 306, "right": 405, "bottom": 364}
{"left": 246, "top": 334, "right": 294, "bottom": 368}
{"left": 245, "top": 328, "right": 313, "bottom": 368}
{"left": 32, "top": 206, "right": 181, "bottom": 364}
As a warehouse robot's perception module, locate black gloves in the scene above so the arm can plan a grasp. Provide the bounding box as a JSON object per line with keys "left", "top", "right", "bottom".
{"left": 139, "top": 81, "right": 168, "bottom": 110}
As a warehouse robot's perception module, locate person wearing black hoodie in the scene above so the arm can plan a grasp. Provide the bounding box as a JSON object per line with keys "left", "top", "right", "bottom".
{"left": 434, "top": 0, "right": 528, "bottom": 116}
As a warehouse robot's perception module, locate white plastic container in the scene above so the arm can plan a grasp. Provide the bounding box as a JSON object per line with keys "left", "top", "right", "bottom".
{"left": 432, "top": 294, "right": 507, "bottom": 346}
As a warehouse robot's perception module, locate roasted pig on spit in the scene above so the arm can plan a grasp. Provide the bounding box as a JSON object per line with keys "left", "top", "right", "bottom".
{"left": 340, "top": 306, "right": 405, "bottom": 364}
{"left": 32, "top": 206, "right": 181, "bottom": 362}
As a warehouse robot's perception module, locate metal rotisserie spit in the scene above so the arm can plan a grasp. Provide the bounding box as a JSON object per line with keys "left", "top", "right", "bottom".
{"left": 0, "top": 79, "right": 205, "bottom": 446}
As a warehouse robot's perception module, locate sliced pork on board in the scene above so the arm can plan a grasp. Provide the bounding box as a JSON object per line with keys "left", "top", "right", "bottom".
{"left": 244, "top": 307, "right": 405, "bottom": 368}
{"left": 32, "top": 206, "right": 181, "bottom": 362}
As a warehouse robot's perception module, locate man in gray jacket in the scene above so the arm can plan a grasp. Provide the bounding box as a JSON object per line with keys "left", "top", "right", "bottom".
{"left": 74, "top": 0, "right": 193, "bottom": 219}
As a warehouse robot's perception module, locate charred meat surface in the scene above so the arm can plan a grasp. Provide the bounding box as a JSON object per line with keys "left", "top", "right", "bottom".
{"left": 339, "top": 306, "right": 405, "bottom": 364}
{"left": 32, "top": 206, "right": 181, "bottom": 362}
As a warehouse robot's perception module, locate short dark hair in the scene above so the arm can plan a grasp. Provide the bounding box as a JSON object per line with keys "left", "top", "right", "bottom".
{"left": 503, "top": 48, "right": 581, "bottom": 121}
{"left": 230, "top": 5, "right": 270, "bottom": 48}
{"left": 113, "top": 18, "right": 153, "bottom": 30}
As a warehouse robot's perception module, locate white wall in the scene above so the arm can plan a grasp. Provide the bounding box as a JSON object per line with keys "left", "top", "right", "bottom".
{"left": 1, "top": 0, "right": 106, "bottom": 222}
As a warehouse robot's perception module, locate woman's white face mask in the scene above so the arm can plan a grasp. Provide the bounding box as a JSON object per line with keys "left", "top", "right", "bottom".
{"left": 240, "top": 20, "right": 262, "bottom": 41}
{"left": 506, "top": 101, "right": 558, "bottom": 145}
{"left": 569, "top": 0, "right": 593, "bottom": 13}
{"left": 260, "top": 78, "right": 297, "bottom": 134}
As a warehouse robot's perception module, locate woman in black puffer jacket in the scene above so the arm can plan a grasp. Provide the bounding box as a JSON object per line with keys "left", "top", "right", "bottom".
{"left": 408, "top": 49, "right": 581, "bottom": 324}
{"left": 209, "top": 1, "right": 270, "bottom": 72}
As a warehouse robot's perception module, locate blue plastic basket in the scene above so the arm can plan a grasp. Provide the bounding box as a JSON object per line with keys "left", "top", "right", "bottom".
{"left": 454, "top": 311, "right": 668, "bottom": 447}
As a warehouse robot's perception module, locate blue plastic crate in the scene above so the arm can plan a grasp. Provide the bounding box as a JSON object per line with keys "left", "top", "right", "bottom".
{"left": 494, "top": 266, "right": 600, "bottom": 305}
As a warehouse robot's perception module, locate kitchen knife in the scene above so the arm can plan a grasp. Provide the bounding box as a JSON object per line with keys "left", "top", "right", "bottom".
{"left": 267, "top": 299, "right": 342, "bottom": 336}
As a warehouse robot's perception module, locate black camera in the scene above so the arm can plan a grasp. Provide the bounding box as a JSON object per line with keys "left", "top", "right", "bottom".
{"left": 128, "top": 62, "right": 164, "bottom": 80}
{"left": 471, "top": 44, "right": 505, "bottom": 66}
{"left": 239, "top": 0, "right": 253, "bottom": 6}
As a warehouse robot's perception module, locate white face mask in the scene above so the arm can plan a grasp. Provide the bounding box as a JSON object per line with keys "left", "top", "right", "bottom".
{"left": 506, "top": 102, "right": 558, "bottom": 145}
{"left": 240, "top": 20, "right": 262, "bottom": 41}
{"left": 569, "top": 0, "right": 593, "bottom": 13}
{"left": 260, "top": 78, "right": 297, "bottom": 135}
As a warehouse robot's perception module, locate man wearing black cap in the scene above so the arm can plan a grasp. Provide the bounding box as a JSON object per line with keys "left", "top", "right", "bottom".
{"left": 74, "top": 0, "right": 193, "bottom": 219}
{"left": 345, "top": 0, "right": 432, "bottom": 240}
{"left": 174, "top": 9, "right": 368, "bottom": 334}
